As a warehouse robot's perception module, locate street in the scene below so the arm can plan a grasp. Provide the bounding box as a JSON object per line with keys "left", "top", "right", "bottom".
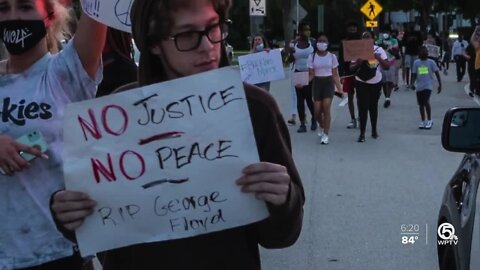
{"left": 260, "top": 68, "right": 479, "bottom": 269}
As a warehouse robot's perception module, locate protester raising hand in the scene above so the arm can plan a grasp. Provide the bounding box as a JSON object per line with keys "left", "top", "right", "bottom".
{"left": 0, "top": 0, "right": 106, "bottom": 268}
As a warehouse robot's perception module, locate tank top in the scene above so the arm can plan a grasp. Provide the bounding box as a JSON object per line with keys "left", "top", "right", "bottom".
{"left": 292, "top": 41, "right": 314, "bottom": 72}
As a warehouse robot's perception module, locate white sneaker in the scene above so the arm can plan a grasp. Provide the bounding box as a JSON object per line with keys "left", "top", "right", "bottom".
{"left": 425, "top": 120, "right": 433, "bottom": 129}
{"left": 318, "top": 129, "right": 324, "bottom": 138}
{"left": 418, "top": 121, "right": 426, "bottom": 129}
{"left": 321, "top": 134, "right": 329, "bottom": 145}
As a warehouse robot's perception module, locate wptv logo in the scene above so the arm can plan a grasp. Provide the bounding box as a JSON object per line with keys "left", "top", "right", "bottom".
{"left": 437, "top": 223, "right": 458, "bottom": 245}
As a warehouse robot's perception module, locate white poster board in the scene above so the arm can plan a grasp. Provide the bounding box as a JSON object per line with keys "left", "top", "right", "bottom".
{"left": 238, "top": 50, "right": 285, "bottom": 85}
{"left": 63, "top": 67, "right": 269, "bottom": 256}
{"left": 81, "top": 0, "right": 133, "bottom": 32}
{"left": 292, "top": 72, "right": 309, "bottom": 86}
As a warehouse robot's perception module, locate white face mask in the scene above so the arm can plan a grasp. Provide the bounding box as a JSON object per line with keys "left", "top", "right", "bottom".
{"left": 316, "top": 42, "right": 328, "bottom": 51}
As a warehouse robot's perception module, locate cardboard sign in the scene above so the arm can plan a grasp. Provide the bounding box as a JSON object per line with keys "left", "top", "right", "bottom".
{"left": 238, "top": 50, "right": 285, "bottom": 84}
{"left": 292, "top": 71, "right": 309, "bottom": 86}
{"left": 81, "top": 0, "right": 134, "bottom": 32}
{"left": 342, "top": 39, "right": 374, "bottom": 62}
{"left": 63, "top": 67, "right": 269, "bottom": 256}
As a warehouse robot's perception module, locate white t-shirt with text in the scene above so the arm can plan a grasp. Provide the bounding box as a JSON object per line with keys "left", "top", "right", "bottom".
{"left": 0, "top": 41, "right": 102, "bottom": 269}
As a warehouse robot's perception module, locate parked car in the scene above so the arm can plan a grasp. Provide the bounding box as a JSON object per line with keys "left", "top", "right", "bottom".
{"left": 437, "top": 107, "right": 480, "bottom": 270}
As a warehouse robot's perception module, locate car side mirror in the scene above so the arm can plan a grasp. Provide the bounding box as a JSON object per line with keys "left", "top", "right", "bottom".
{"left": 442, "top": 107, "right": 480, "bottom": 153}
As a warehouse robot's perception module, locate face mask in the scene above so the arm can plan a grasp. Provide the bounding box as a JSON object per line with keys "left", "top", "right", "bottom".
{"left": 316, "top": 42, "right": 328, "bottom": 51}
{"left": 256, "top": 43, "right": 264, "bottom": 51}
{"left": 303, "top": 30, "right": 311, "bottom": 37}
{"left": 0, "top": 20, "right": 47, "bottom": 55}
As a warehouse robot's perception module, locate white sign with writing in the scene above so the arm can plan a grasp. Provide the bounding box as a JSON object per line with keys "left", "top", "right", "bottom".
{"left": 80, "top": 0, "right": 133, "bottom": 32}
{"left": 63, "top": 67, "right": 269, "bottom": 256}
{"left": 250, "top": 0, "right": 266, "bottom": 16}
{"left": 292, "top": 71, "right": 309, "bottom": 86}
{"left": 238, "top": 50, "right": 285, "bottom": 85}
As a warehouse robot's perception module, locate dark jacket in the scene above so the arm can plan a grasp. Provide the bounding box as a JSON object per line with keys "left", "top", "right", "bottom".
{"left": 58, "top": 83, "right": 304, "bottom": 270}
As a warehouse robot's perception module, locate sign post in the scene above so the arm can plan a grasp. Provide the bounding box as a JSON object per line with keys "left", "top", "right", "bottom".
{"left": 360, "top": 0, "right": 382, "bottom": 29}
{"left": 250, "top": 0, "right": 266, "bottom": 16}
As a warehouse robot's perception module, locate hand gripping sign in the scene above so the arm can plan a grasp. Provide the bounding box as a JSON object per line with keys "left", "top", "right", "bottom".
{"left": 81, "top": 0, "right": 134, "bottom": 32}
{"left": 63, "top": 67, "right": 269, "bottom": 256}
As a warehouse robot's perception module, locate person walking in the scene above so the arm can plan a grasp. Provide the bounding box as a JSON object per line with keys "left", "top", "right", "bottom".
{"left": 440, "top": 32, "right": 452, "bottom": 75}
{"left": 50, "top": 1, "right": 305, "bottom": 270}
{"left": 0, "top": 0, "right": 106, "bottom": 269}
{"left": 351, "top": 31, "right": 390, "bottom": 142}
{"left": 402, "top": 26, "right": 422, "bottom": 89}
{"left": 289, "top": 21, "right": 317, "bottom": 133}
{"left": 411, "top": 46, "right": 442, "bottom": 129}
{"left": 249, "top": 33, "right": 271, "bottom": 91}
{"left": 338, "top": 21, "right": 361, "bottom": 129}
{"left": 307, "top": 33, "right": 343, "bottom": 145}
{"left": 377, "top": 32, "right": 398, "bottom": 108}
{"left": 465, "top": 42, "right": 478, "bottom": 97}
{"left": 452, "top": 34, "right": 469, "bottom": 82}
{"left": 472, "top": 24, "right": 480, "bottom": 97}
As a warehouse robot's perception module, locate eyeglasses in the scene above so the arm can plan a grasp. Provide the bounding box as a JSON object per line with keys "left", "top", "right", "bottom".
{"left": 168, "top": 20, "right": 231, "bottom": 52}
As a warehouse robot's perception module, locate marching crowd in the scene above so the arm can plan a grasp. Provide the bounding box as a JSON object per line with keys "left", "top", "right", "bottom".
{"left": 283, "top": 20, "right": 480, "bottom": 143}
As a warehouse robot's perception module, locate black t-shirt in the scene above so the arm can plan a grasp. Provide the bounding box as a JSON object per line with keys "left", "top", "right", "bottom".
{"left": 404, "top": 32, "right": 422, "bottom": 55}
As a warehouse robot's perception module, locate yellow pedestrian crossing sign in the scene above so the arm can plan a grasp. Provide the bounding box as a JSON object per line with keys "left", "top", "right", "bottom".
{"left": 360, "top": 0, "right": 383, "bottom": 21}
{"left": 366, "top": 21, "right": 378, "bottom": 28}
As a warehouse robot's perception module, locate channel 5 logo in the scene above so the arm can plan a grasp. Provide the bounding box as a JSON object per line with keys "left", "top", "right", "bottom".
{"left": 437, "top": 223, "right": 458, "bottom": 246}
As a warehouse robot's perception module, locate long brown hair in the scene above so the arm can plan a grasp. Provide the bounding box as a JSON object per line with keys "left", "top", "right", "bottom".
{"left": 130, "top": 0, "right": 232, "bottom": 86}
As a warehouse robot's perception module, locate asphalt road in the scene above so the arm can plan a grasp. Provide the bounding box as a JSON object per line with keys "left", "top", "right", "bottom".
{"left": 260, "top": 67, "right": 479, "bottom": 270}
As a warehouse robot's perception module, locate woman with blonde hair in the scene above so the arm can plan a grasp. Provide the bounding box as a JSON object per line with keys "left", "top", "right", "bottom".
{"left": 0, "top": 0, "right": 106, "bottom": 268}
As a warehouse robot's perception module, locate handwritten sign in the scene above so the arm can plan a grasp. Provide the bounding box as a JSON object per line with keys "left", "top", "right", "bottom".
{"left": 238, "top": 50, "right": 285, "bottom": 84}
{"left": 63, "top": 67, "right": 269, "bottom": 256}
{"left": 342, "top": 39, "right": 374, "bottom": 62}
{"left": 426, "top": 44, "right": 441, "bottom": 58}
{"left": 80, "top": 0, "right": 134, "bottom": 32}
{"left": 292, "top": 71, "right": 309, "bottom": 86}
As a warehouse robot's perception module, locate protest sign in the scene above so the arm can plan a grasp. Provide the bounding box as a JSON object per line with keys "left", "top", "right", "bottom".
{"left": 63, "top": 67, "right": 269, "bottom": 256}
{"left": 238, "top": 49, "right": 285, "bottom": 84}
{"left": 292, "top": 71, "right": 309, "bottom": 86}
{"left": 426, "top": 44, "right": 441, "bottom": 58}
{"left": 81, "top": 0, "right": 133, "bottom": 32}
{"left": 342, "top": 39, "right": 374, "bottom": 62}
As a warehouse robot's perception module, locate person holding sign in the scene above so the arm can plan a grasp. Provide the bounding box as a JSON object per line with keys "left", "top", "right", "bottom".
{"left": 350, "top": 31, "right": 389, "bottom": 143}
{"left": 50, "top": 1, "right": 304, "bottom": 270}
{"left": 0, "top": 0, "right": 106, "bottom": 269}
{"left": 307, "top": 33, "right": 343, "bottom": 145}
{"left": 411, "top": 46, "right": 442, "bottom": 129}
{"left": 249, "top": 33, "right": 271, "bottom": 91}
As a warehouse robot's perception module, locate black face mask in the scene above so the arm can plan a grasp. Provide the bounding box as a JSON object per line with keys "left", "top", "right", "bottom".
{"left": 0, "top": 20, "right": 47, "bottom": 55}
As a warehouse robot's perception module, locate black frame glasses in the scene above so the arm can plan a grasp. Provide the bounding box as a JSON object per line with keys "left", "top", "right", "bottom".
{"left": 168, "top": 20, "right": 231, "bottom": 52}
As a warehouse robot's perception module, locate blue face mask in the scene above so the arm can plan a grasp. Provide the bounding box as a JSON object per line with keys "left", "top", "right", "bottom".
{"left": 256, "top": 43, "right": 264, "bottom": 51}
